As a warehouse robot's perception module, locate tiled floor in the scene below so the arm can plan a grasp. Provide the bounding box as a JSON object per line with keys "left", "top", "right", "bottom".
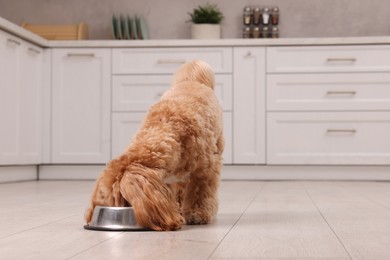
{"left": 1, "top": 180, "right": 390, "bottom": 259}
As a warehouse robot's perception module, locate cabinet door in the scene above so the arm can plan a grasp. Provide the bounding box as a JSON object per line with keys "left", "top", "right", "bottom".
{"left": 0, "top": 31, "right": 43, "bottom": 165}
{"left": 19, "top": 42, "right": 43, "bottom": 164}
{"left": 52, "top": 49, "right": 110, "bottom": 163}
{"left": 0, "top": 31, "right": 21, "bottom": 164}
{"left": 233, "top": 47, "right": 266, "bottom": 164}
{"left": 112, "top": 112, "right": 233, "bottom": 164}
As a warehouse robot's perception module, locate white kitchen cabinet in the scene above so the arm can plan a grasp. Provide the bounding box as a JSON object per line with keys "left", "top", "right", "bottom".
{"left": 52, "top": 49, "right": 110, "bottom": 163}
{"left": 267, "top": 112, "right": 390, "bottom": 165}
{"left": 111, "top": 74, "right": 233, "bottom": 163}
{"left": 112, "top": 75, "right": 171, "bottom": 112}
{"left": 267, "top": 45, "right": 390, "bottom": 73}
{"left": 111, "top": 112, "right": 145, "bottom": 158}
{"left": 112, "top": 48, "right": 232, "bottom": 74}
{"left": 266, "top": 45, "right": 390, "bottom": 165}
{"left": 111, "top": 112, "right": 233, "bottom": 164}
{"left": 233, "top": 47, "right": 266, "bottom": 164}
{"left": 0, "top": 30, "right": 43, "bottom": 165}
{"left": 222, "top": 112, "right": 233, "bottom": 164}
{"left": 0, "top": 30, "right": 20, "bottom": 164}
{"left": 19, "top": 41, "right": 43, "bottom": 164}
{"left": 267, "top": 73, "right": 390, "bottom": 111}
{"left": 112, "top": 74, "right": 232, "bottom": 112}
{"left": 111, "top": 47, "right": 233, "bottom": 164}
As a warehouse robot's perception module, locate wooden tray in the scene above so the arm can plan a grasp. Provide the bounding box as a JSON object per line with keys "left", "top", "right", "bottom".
{"left": 21, "top": 22, "right": 88, "bottom": 40}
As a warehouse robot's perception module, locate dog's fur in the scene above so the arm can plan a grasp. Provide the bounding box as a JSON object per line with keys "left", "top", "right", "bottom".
{"left": 85, "top": 60, "right": 224, "bottom": 231}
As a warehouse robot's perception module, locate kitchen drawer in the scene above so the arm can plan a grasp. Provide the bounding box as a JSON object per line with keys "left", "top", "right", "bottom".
{"left": 112, "top": 112, "right": 233, "bottom": 164}
{"left": 267, "top": 112, "right": 390, "bottom": 165}
{"left": 112, "top": 74, "right": 232, "bottom": 112}
{"left": 267, "top": 73, "right": 390, "bottom": 111}
{"left": 112, "top": 47, "right": 232, "bottom": 74}
{"left": 112, "top": 112, "right": 145, "bottom": 158}
{"left": 267, "top": 46, "right": 390, "bottom": 73}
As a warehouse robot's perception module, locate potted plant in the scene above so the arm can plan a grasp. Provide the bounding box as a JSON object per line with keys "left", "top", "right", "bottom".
{"left": 188, "top": 3, "right": 224, "bottom": 39}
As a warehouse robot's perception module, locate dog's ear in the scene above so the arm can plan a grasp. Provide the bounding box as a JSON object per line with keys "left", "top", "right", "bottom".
{"left": 84, "top": 174, "right": 116, "bottom": 223}
{"left": 84, "top": 158, "right": 128, "bottom": 224}
{"left": 173, "top": 60, "right": 215, "bottom": 89}
{"left": 119, "top": 165, "right": 182, "bottom": 231}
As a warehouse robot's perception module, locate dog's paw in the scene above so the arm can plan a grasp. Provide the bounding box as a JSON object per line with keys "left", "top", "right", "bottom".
{"left": 180, "top": 215, "right": 186, "bottom": 224}
{"left": 155, "top": 216, "right": 182, "bottom": 231}
{"left": 184, "top": 211, "right": 212, "bottom": 225}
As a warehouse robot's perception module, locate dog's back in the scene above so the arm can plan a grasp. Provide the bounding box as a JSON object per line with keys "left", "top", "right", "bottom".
{"left": 132, "top": 78, "right": 223, "bottom": 173}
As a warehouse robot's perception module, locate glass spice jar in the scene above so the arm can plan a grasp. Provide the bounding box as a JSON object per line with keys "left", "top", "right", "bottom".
{"left": 252, "top": 27, "right": 260, "bottom": 38}
{"left": 243, "top": 26, "right": 251, "bottom": 38}
{"left": 271, "top": 26, "right": 279, "bottom": 38}
{"left": 262, "top": 7, "right": 270, "bottom": 25}
{"left": 253, "top": 8, "right": 261, "bottom": 25}
{"left": 262, "top": 26, "right": 269, "bottom": 38}
{"left": 243, "top": 6, "right": 252, "bottom": 25}
{"left": 271, "top": 7, "right": 280, "bottom": 25}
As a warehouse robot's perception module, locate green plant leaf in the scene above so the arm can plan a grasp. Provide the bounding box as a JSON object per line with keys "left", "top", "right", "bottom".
{"left": 187, "top": 3, "right": 224, "bottom": 24}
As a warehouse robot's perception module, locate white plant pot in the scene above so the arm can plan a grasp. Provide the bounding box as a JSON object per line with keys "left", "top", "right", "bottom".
{"left": 191, "top": 24, "right": 221, "bottom": 39}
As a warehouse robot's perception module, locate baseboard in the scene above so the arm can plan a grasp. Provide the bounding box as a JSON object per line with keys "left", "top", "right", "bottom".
{"left": 36, "top": 164, "right": 390, "bottom": 181}
{"left": 39, "top": 165, "right": 105, "bottom": 180}
{"left": 222, "top": 165, "right": 390, "bottom": 181}
{"left": 0, "top": 166, "right": 38, "bottom": 183}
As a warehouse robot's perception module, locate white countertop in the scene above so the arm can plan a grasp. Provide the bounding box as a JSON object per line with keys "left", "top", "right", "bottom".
{"left": 2, "top": 16, "right": 390, "bottom": 48}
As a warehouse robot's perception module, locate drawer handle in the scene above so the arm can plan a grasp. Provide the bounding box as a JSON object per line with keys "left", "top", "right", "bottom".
{"left": 28, "top": 47, "right": 41, "bottom": 54}
{"left": 326, "top": 91, "right": 356, "bottom": 96}
{"left": 7, "top": 38, "right": 21, "bottom": 46}
{"left": 67, "top": 53, "right": 95, "bottom": 58}
{"left": 326, "top": 58, "right": 357, "bottom": 63}
{"left": 326, "top": 129, "right": 357, "bottom": 134}
{"left": 157, "top": 59, "right": 186, "bottom": 65}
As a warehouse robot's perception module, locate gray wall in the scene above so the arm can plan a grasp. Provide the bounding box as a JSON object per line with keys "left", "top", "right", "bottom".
{"left": 0, "top": 0, "right": 389, "bottom": 40}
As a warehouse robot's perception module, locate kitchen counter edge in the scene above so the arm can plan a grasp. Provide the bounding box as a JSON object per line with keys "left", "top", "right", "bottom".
{"left": 2, "top": 17, "right": 390, "bottom": 48}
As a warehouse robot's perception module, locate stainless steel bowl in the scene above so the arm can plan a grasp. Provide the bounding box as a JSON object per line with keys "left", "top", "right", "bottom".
{"left": 84, "top": 206, "right": 148, "bottom": 231}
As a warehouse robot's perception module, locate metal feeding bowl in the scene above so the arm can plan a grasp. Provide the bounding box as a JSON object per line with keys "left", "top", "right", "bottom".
{"left": 84, "top": 206, "right": 148, "bottom": 231}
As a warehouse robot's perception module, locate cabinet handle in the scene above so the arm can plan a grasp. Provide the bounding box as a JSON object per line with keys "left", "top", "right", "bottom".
{"left": 7, "top": 38, "right": 21, "bottom": 46}
{"left": 67, "top": 53, "right": 95, "bottom": 58}
{"left": 326, "top": 91, "right": 356, "bottom": 96}
{"left": 28, "top": 47, "right": 41, "bottom": 54}
{"left": 157, "top": 59, "right": 186, "bottom": 64}
{"left": 326, "top": 58, "right": 357, "bottom": 63}
{"left": 244, "top": 51, "right": 252, "bottom": 57}
{"left": 326, "top": 129, "right": 357, "bottom": 134}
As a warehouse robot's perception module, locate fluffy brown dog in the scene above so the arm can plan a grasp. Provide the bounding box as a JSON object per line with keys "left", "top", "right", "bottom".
{"left": 85, "top": 60, "right": 224, "bottom": 231}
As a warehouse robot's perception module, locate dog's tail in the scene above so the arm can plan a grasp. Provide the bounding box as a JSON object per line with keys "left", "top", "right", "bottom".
{"left": 119, "top": 165, "right": 182, "bottom": 231}
{"left": 172, "top": 60, "right": 215, "bottom": 90}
